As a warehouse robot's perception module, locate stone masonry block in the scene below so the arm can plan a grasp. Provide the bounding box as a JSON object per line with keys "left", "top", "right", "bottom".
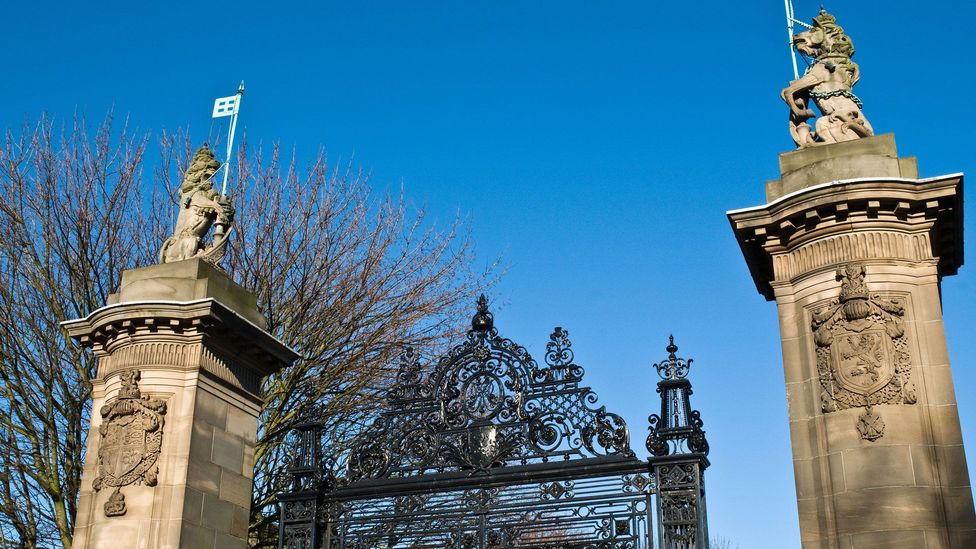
{"left": 216, "top": 531, "right": 247, "bottom": 549}
{"left": 195, "top": 392, "right": 228, "bottom": 430}
{"left": 924, "top": 364, "right": 961, "bottom": 406}
{"left": 790, "top": 416, "right": 823, "bottom": 459}
{"left": 935, "top": 445, "right": 974, "bottom": 490}
{"left": 219, "top": 470, "right": 253, "bottom": 508}
{"left": 850, "top": 529, "right": 926, "bottom": 549}
{"left": 833, "top": 486, "right": 945, "bottom": 535}
{"left": 230, "top": 505, "right": 250, "bottom": 539}
{"left": 179, "top": 521, "right": 216, "bottom": 549}
{"left": 226, "top": 405, "right": 258, "bottom": 444}
{"left": 794, "top": 456, "right": 827, "bottom": 500}
{"left": 797, "top": 496, "right": 834, "bottom": 543}
{"left": 842, "top": 445, "right": 915, "bottom": 491}
{"left": 943, "top": 485, "right": 976, "bottom": 529}
{"left": 189, "top": 420, "right": 215, "bottom": 464}
{"left": 201, "top": 493, "right": 235, "bottom": 533}
{"left": 187, "top": 460, "right": 221, "bottom": 495}
{"left": 923, "top": 529, "right": 949, "bottom": 549}
{"left": 243, "top": 443, "right": 255, "bottom": 480}
{"left": 787, "top": 380, "right": 817, "bottom": 420}
{"left": 919, "top": 320, "right": 951, "bottom": 364}
{"left": 211, "top": 429, "right": 245, "bottom": 474}
{"left": 826, "top": 452, "right": 845, "bottom": 494}
{"left": 911, "top": 445, "right": 938, "bottom": 487}
{"left": 930, "top": 404, "right": 965, "bottom": 446}
{"left": 947, "top": 527, "right": 976, "bottom": 549}
{"left": 183, "top": 486, "right": 205, "bottom": 525}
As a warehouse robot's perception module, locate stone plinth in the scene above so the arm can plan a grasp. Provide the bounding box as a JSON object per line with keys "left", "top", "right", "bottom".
{"left": 766, "top": 134, "right": 919, "bottom": 202}
{"left": 63, "top": 259, "right": 298, "bottom": 549}
{"left": 729, "top": 138, "right": 975, "bottom": 548}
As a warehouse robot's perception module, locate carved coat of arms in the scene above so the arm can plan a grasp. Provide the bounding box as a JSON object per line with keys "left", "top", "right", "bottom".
{"left": 92, "top": 370, "right": 167, "bottom": 516}
{"left": 810, "top": 264, "right": 915, "bottom": 441}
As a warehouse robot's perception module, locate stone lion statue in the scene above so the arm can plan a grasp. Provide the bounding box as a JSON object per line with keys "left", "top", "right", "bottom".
{"left": 781, "top": 8, "right": 874, "bottom": 147}
{"left": 159, "top": 145, "right": 235, "bottom": 265}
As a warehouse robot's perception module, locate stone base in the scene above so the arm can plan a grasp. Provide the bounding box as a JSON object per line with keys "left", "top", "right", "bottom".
{"left": 109, "top": 258, "right": 266, "bottom": 328}
{"left": 766, "top": 134, "right": 919, "bottom": 202}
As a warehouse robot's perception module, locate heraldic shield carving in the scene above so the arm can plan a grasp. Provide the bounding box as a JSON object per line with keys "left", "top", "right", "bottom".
{"left": 811, "top": 264, "right": 916, "bottom": 441}
{"left": 92, "top": 370, "right": 167, "bottom": 516}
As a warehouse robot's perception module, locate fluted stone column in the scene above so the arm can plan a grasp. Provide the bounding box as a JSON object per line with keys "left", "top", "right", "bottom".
{"left": 729, "top": 134, "right": 975, "bottom": 548}
{"left": 63, "top": 259, "right": 297, "bottom": 549}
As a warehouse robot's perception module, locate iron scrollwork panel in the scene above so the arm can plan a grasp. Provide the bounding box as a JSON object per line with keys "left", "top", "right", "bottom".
{"left": 279, "top": 297, "right": 712, "bottom": 549}
{"left": 343, "top": 297, "right": 634, "bottom": 481}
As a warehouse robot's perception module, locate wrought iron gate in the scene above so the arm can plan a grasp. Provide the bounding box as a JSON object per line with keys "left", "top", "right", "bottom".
{"left": 278, "top": 296, "right": 711, "bottom": 548}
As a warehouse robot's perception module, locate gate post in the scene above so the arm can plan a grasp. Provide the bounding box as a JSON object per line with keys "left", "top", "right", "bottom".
{"left": 729, "top": 134, "right": 976, "bottom": 546}
{"left": 62, "top": 259, "right": 298, "bottom": 548}
{"left": 278, "top": 422, "right": 330, "bottom": 549}
{"left": 646, "top": 337, "right": 710, "bottom": 549}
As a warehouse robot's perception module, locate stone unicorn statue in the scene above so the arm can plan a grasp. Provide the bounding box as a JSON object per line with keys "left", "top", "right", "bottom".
{"left": 781, "top": 8, "right": 874, "bottom": 148}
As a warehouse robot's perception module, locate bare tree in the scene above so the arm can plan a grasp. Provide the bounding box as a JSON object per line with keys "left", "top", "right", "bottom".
{"left": 710, "top": 536, "right": 739, "bottom": 549}
{"left": 0, "top": 114, "right": 494, "bottom": 548}
{"left": 0, "top": 114, "right": 152, "bottom": 548}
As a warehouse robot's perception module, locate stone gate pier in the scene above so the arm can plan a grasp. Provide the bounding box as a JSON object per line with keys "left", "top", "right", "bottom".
{"left": 729, "top": 8, "right": 975, "bottom": 547}
{"left": 63, "top": 259, "right": 297, "bottom": 548}
{"left": 729, "top": 134, "right": 975, "bottom": 547}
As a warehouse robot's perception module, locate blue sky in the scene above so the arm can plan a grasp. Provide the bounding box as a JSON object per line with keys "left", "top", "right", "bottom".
{"left": 3, "top": 1, "right": 973, "bottom": 547}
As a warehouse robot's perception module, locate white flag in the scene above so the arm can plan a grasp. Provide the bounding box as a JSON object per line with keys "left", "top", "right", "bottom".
{"left": 212, "top": 95, "right": 240, "bottom": 118}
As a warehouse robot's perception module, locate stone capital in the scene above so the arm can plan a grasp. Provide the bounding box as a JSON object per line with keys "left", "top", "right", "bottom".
{"left": 728, "top": 173, "right": 962, "bottom": 301}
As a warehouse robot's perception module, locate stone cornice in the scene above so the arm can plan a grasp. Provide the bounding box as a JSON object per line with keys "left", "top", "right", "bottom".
{"left": 61, "top": 298, "right": 299, "bottom": 393}
{"left": 728, "top": 175, "right": 963, "bottom": 300}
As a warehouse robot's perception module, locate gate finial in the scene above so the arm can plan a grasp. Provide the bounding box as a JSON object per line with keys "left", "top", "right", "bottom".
{"left": 471, "top": 294, "right": 494, "bottom": 332}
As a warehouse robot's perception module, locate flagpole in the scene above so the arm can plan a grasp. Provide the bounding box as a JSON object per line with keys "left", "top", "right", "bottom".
{"left": 785, "top": 0, "right": 799, "bottom": 80}
{"left": 220, "top": 81, "right": 245, "bottom": 197}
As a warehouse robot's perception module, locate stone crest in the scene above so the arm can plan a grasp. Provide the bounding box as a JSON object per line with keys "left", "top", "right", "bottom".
{"left": 811, "top": 263, "right": 915, "bottom": 440}
{"left": 92, "top": 370, "right": 167, "bottom": 516}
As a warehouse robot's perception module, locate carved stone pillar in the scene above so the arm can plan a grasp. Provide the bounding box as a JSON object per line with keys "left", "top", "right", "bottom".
{"left": 729, "top": 134, "right": 975, "bottom": 548}
{"left": 63, "top": 259, "right": 298, "bottom": 549}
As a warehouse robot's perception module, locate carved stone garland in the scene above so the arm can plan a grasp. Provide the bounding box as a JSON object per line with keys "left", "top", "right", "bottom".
{"left": 811, "top": 263, "right": 915, "bottom": 441}
{"left": 92, "top": 370, "right": 167, "bottom": 516}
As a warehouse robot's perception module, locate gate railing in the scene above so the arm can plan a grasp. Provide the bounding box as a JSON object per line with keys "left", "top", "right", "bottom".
{"left": 278, "top": 297, "right": 711, "bottom": 548}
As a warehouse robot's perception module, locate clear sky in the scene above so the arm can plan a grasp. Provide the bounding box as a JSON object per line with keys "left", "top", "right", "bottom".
{"left": 3, "top": 1, "right": 973, "bottom": 547}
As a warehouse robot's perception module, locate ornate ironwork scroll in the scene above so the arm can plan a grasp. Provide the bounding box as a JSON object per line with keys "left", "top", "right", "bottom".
{"left": 344, "top": 295, "right": 633, "bottom": 481}
{"left": 278, "top": 297, "right": 714, "bottom": 549}
{"left": 92, "top": 370, "right": 167, "bottom": 517}
{"left": 811, "top": 263, "right": 914, "bottom": 441}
